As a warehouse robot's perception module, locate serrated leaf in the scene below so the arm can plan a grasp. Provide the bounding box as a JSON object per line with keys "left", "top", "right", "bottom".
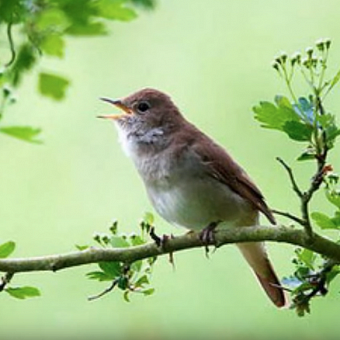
{"left": 6, "top": 286, "right": 41, "bottom": 299}
{"left": 86, "top": 271, "right": 112, "bottom": 281}
{"left": 282, "top": 121, "right": 313, "bottom": 141}
{"left": 110, "top": 236, "right": 130, "bottom": 248}
{"left": 39, "top": 73, "right": 70, "bottom": 100}
{"left": 99, "top": 261, "right": 122, "bottom": 277}
{"left": 95, "top": 0, "right": 138, "bottom": 21}
{"left": 311, "top": 212, "right": 338, "bottom": 230}
{"left": 275, "top": 95, "right": 292, "bottom": 109}
{"left": 40, "top": 34, "right": 65, "bottom": 58}
{"left": 253, "top": 100, "right": 299, "bottom": 130}
{"left": 0, "top": 241, "right": 15, "bottom": 258}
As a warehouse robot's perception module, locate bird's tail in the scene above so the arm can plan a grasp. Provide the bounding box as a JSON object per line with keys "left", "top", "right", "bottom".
{"left": 237, "top": 242, "right": 286, "bottom": 308}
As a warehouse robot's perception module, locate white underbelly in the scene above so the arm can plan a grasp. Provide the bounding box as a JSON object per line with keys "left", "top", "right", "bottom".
{"left": 146, "top": 176, "right": 251, "bottom": 231}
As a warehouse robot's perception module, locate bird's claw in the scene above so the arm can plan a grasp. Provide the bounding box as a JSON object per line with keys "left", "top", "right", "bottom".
{"left": 149, "top": 227, "right": 175, "bottom": 267}
{"left": 199, "top": 222, "right": 218, "bottom": 257}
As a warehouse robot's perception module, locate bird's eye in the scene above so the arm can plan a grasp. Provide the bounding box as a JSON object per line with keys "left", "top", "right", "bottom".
{"left": 136, "top": 101, "right": 150, "bottom": 113}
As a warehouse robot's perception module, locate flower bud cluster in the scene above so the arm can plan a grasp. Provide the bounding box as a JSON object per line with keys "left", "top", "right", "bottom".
{"left": 271, "top": 38, "right": 331, "bottom": 72}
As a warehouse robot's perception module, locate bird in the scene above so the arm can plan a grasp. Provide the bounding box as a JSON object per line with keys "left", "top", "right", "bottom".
{"left": 98, "top": 88, "right": 285, "bottom": 307}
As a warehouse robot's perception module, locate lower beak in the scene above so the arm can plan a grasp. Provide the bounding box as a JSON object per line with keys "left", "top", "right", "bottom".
{"left": 98, "top": 98, "right": 132, "bottom": 120}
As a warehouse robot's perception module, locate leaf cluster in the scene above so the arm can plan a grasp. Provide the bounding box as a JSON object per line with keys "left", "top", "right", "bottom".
{"left": 84, "top": 214, "right": 157, "bottom": 301}
{"left": 253, "top": 39, "right": 340, "bottom": 315}
{"left": 0, "top": 0, "right": 154, "bottom": 143}
{"left": 0, "top": 240, "right": 41, "bottom": 299}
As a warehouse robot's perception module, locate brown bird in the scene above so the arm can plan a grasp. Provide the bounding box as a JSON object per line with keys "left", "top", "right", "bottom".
{"left": 99, "top": 88, "right": 285, "bottom": 307}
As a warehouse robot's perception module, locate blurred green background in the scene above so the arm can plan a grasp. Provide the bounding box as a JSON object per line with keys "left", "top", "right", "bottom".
{"left": 1, "top": 0, "right": 340, "bottom": 339}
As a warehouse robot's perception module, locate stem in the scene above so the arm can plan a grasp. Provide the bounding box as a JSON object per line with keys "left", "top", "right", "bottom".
{"left": 276, "top": 157, "right": 303, "bottom": 198}
{"left": 5, "top": 22, "right": 16, "bottom": 68}
{"left": 0, "top": 226, "right": 340, "bottom": 274}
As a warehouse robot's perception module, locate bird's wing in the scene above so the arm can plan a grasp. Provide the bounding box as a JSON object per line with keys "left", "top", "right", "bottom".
{"left": 191, "top": 134, "right": 276, "bottom": 225}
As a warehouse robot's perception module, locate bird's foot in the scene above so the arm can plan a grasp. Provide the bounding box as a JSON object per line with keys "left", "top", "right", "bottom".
{"left": 149, "top": 227, "right": 175, "bottom": 267}
{"left": 199, "top": 222, "right": 219, "bottom": 257}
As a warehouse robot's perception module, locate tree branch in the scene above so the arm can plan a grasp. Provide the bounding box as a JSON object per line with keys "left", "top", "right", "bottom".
{"left": 0, "top": 225, "right": 340, "bottom": 274}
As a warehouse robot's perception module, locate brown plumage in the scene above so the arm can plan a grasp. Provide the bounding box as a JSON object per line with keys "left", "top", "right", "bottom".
{"left": 100, "top": 88, "right": 285, "bottom": 307}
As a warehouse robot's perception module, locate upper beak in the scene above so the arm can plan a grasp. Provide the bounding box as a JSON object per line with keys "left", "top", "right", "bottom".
{"left": 97, "top": 98, "right": 132, "bottom": 120}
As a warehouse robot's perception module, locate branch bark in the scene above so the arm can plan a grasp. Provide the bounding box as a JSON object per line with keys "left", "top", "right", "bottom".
{"left": 0, "top": 225, "right": 340, "bottom": 274}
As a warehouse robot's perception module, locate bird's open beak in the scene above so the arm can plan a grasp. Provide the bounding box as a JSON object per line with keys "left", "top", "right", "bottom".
{"left": 97, "top": 98, "right": 132, "bottom": 120}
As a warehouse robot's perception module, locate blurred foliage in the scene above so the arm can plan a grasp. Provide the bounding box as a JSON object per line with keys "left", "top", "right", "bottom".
{"left": 253, "top": 38, "right": 340, "bottom": 316}
{"left": 0, "top": 0, "right": 155, "bottom": 143}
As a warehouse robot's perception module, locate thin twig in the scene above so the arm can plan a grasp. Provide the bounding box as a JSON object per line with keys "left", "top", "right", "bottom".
{"left": 276, "top": 157, "right": 303, "bottom": 198}
{"left": 88, "top": 279, "right": 118, "bottom": 301}
{"left": 272, "top": 209, "right": 306, "bottom": 226}
{"left": 5, "top": 22, "right": 16, "bottom": 67}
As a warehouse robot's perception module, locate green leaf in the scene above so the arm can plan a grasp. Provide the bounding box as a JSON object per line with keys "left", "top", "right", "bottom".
{"left": 8, "top": 44, "right": 37, "bottom": 86}
{"left": 143, "top": 212, "right": 154, "bottom": 225}
{"left": 253, "top": 99, "right": 299, "bottom": 130}
{"left": 311, "top": 212, "right": 338, "bottom": 229}
{"left": 35, "top": 8, "right": 70, "bottom": 32}
{"left": 39, "top": 73, "right": 70, "bottom": 100}
{"left": 6, "top": 286, "right": 41, "bottom": 299}
{"left": 282, "top": 121, "right": 313, "bottom": 141}
{"left": 99, "top": 261, "right": 122, "bottom": 277}
{"left": 131, "top": 260, "right": 143, "bottom": 272}
{"left": 117, "top": 276, "right": 128, "bottom": 290}
{"left": 130, "top": 235, "right": 145, "bottom": 246}
{"left": 129, "top": 0, "right": 156, "bottom": 9}
{"left": 40, "top": 34, "right": 65, "bottom": 58}
{"left": 134, "top": 275, "right": 149, "bottom": 287}
{"left": 0, "top": 241, "right": 15, "bottom": 258}
{"left": 326, "top": 191, "right": 340, "bottom": 209}
{"left": 86, "top": 271, "right": 112, "bottom": 281}
{"left": 95, "top": 0, "right": 138, "bottom": 21}
{"left": 142, "top": 288, "right": 155, "bottom": 296}
{"left": 123, "top": 290, "right": 130, "bottom": 302}
{"left": 66, "top": 22, "right": 107, "bottom": 36}
{"left": 110, "top": 236, "right": 130, "bottom": 248}
{"left": 328, "top": 69, "right": 340, "bottom": 91}
{"left": 0, "top": 126, "right": 42, "bottom": 143}
{"left": 75, "top": 244, "right": 89, "bottom": 251}
{"left": 0, "top": 0, "right": 27, "bottom": 24}
{"left": 297, "top": 151, "right": 315, "bottom": 161}
{"left": 296, "top": 249, "right": 315, "bottom": 270}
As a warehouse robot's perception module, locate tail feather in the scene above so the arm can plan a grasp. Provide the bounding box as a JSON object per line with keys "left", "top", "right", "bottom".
{"left": 237, "top": 242, "right": 286, "bottom": 308}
